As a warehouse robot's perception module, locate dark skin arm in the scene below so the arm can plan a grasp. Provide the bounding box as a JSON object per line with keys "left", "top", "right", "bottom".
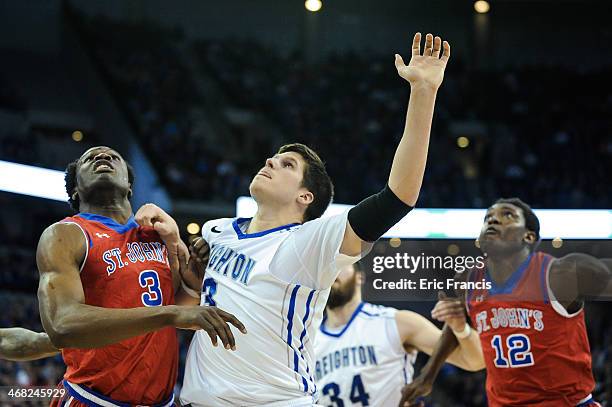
{"left": 0, "top": 328, "right": 59, "bottom": 361}
{"left": 399, "top": 324, "right": 460, "bottom": 406}
{"left": 549, "top": 254, "right": 612, "bottom": 311}
{"left": 37, "top": 222, "right": 246, "bottom": 350}
{"left": 399, "top": 272, "right": 476, "bottom": 407}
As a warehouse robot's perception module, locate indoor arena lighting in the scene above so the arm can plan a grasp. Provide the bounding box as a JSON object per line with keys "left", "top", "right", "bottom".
{"left": 0, "top": 160, "right": 68, "bottom": 202}
{"left": 236, "top": 197, "right": 612, "bottom": 239}
{"left": 474, "top": 0, "right": 490, "bottom": 14}
{"left": 187, "top": 222, "right": 201, "bottom": 235}
{"left": 305, "top": 0, "right": 322, "bottom": 12}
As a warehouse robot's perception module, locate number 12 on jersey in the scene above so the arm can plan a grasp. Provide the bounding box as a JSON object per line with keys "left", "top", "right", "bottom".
{"left": 491, "top": 334, "right": 534, "bottom": 368}
{"left": 322, "top": 374, "right": 370, "bottom": 406}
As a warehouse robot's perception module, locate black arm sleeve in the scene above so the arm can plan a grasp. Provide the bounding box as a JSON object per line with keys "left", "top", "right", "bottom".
{"left": 347, "top": 184, "right": 413, "bottom": 242}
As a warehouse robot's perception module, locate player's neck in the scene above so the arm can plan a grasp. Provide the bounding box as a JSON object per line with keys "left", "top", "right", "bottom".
{"left": 247, "top": 205, "right": 303, "bottom": 234}
{"left": 485, "top": 249, "right": 531, "bottom": 286}
{"left": 325, "top": 295, "right": 362, "bottom": 329}
{"left": 79, "top": 200, "right": 133, "bottom": 225}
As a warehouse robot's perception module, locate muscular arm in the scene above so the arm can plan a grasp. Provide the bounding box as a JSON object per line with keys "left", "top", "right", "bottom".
{"left": 396, "top": 310, "right": 484, "bottom": 372}
{"left": 0, "top": 328, "right": 59, "bottom": 361}
{"left": 37, "top": 223, "right": 244, "bottom": 349}
{"left": 549, "top": 254, "right": 612, "bottom": 310}
{"left": 340, "top": 33, "right": 450, "bottom": 256}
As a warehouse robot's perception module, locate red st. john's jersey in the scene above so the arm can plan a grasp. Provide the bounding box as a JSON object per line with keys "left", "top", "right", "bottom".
{"left": 466, "top": 251, "right": 595, "bottom": 407}
{"left": 58, "top": 213, "right": 178, "bottom": 405}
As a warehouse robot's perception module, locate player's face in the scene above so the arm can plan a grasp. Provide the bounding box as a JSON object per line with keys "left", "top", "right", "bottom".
{"left": 75, "top": 146, "right": 131, "bottom": 196}
{"left": 479, "top": 203, "right": 531, "bottom": 255}
{"left": 328, "top": 265, "right": 359, "bottom": 309}
{"left": 249, "top": 152, "right": 312, "bottom": 210}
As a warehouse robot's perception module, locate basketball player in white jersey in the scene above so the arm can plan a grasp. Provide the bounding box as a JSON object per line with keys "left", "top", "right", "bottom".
{"left": 314, "top": 262, "right": 484, "bottom": 407}
{"left": 139, "top": 32, "right": 451, "bottom": 406}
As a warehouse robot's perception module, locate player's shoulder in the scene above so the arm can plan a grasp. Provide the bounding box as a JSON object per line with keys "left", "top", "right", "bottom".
{"left": 40, "top": 220, "right": 87, "bottom": 243}
{"left": 359, "top": 302, "right": 398, "bottom": 319}
{"left": 202, "top": 218, "right": 236, "bottom": 236}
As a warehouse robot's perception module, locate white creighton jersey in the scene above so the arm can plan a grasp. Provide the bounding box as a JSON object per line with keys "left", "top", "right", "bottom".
{"left": 314, "top": 303, "right": 417, "bottom": 407}
{"left": 180, "top": 212, "right": 362, "bottom": 407}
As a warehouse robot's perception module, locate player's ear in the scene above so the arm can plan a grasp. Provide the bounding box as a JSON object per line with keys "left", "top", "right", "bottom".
{"left": 71, "top": 191, "right": 78, "bottom": 201}
{"left": 127, "top": 187, "right": 133, "bottom": 200}
{"left": 297, "top": 190, "right": 314, "bottom": 206}
{"left": 523, "top": 231, "right": 536, "bottom": 245}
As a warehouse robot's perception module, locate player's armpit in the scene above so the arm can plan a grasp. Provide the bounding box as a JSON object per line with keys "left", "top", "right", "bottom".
{"left": 0, "top": 328, "right": 59, "bottom": 361}
{"left": 340, "top": 220, "right": 363, "bottom": 256}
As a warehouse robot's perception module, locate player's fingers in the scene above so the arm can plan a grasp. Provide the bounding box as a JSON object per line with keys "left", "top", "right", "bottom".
{"left": 192, "top": 237, "right": 205, "bottom": 250}
{"left": 209, "top": 310, "right": 236, "bottom": 350}
{"left": 218, "top": 309, "right": 248, "bottom": 334}
{"left": 411, "top": 32, "right": 421, "bottom": 56}
{"left": 432, "top": 300, "right": 463, "bottom": 312}
{"left": 432, "top": 301, "right": 462, "bottom": 315}
{"left": 136, "top": 213, "right": 153, "bottom": 227}
{"left": 203, "top": 310, "right": 232, "bottom": 350}
{"left": 432, "top": 303, "right": 464, "bottom": 315}
{"left": 432, "top": 36, "right": 442, "bottom": 58}
{"left": 178, "top": 241, "right": 190, "bottom": 266}
{"left": 199, "top": 319, "right": 218, "bottom": 347}
{"left": 394, "top": 54, "right": 406, "bottom": 70}
{"left": 424, "top": 33, "right": 434, "bottom": 56}
{"left": 441, "top": 41, "right": 451, "bottom": 63}
{"left": 432, "top": 310, "right": 465, "bottom": 321}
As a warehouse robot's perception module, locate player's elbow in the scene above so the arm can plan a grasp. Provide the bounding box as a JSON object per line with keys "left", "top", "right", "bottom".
{"left": 45, "top": 325, "right": 70, "bottom": 349}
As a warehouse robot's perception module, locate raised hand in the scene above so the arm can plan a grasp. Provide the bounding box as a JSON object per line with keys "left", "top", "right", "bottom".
{"left": 431, "top": 291, "right": 467, "bottom": 333}
{"left": 395, "top": 33, "right": 450, "bottom": 90}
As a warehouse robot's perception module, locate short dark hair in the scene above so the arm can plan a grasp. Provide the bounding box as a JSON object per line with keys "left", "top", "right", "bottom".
{"left": 65, "top": 159, "right": 135, "bottom": 212}
{"left": 495, "top": 197, "right": 540, "bottom": 242}
{"left": 277, "top": 143, "right": 333, "bottom": 222}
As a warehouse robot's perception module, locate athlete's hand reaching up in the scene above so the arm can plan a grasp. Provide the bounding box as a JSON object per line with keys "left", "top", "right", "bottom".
{"left": 395, "top": 33, "right": 450, "bottom": 91}
{"left": 135, "top": 203, "right": 188, "bottom": 277}
{"left": 172, "top": 305, "right": 247, "bottom": 350}
{"left": 188, "top": 237, "right": 209, "bottom": 282}
{"left": 430, "top": 291, "right": 467, "bottom": 333}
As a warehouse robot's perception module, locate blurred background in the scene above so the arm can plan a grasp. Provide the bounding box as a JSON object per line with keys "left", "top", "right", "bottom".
{"left": 0, "top": 0, "right": 610, "bottom": 405}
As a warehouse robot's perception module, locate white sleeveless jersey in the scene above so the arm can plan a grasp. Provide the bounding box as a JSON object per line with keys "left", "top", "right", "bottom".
{"left": 313, "top": 303, "right": 417, "bottom": 407}
{"left": 180, "top": 211, "right": 362, "bottom": 407}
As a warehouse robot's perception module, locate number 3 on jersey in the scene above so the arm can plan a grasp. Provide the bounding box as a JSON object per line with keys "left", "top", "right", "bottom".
{"left": 322, "top": 374, "right": 370, "bottom": 406}
{"left": 491, "top": 334, "right": 534, "bottom": 368}
{"left": 203, "top": 277, "right": 217, "bottom": 306}
{"left": 139, "top": 270, "right": 163, "bottom": 306}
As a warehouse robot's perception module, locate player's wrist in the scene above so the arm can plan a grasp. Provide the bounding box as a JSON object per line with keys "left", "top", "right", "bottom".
{"left": 451, "top": 323, "right": 471, "bottom": 339}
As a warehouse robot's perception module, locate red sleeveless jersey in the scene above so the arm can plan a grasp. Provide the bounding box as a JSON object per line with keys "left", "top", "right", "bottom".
{"left": 58, "top": 213, "right": 178, "bottom": 405}
{"left": 466, "top": 251, "right": 595, "bottom": 407}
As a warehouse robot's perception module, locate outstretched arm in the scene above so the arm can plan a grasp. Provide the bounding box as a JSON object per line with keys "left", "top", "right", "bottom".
{"left": 340, "top": 33, "right": 451, "bottom": 256}
{"left": 37, "top": 223, "right": 245, "bottom": 350}
{"left": 0, "top": 328, "right": 59, "bottom": 361}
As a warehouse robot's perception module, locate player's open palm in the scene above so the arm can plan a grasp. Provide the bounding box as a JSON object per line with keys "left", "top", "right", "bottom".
{"left": 395, "top": 33, "right": 450, "bottom": 90}
{"left": 173, "top": 305, "right": 247, "bottom": 350}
